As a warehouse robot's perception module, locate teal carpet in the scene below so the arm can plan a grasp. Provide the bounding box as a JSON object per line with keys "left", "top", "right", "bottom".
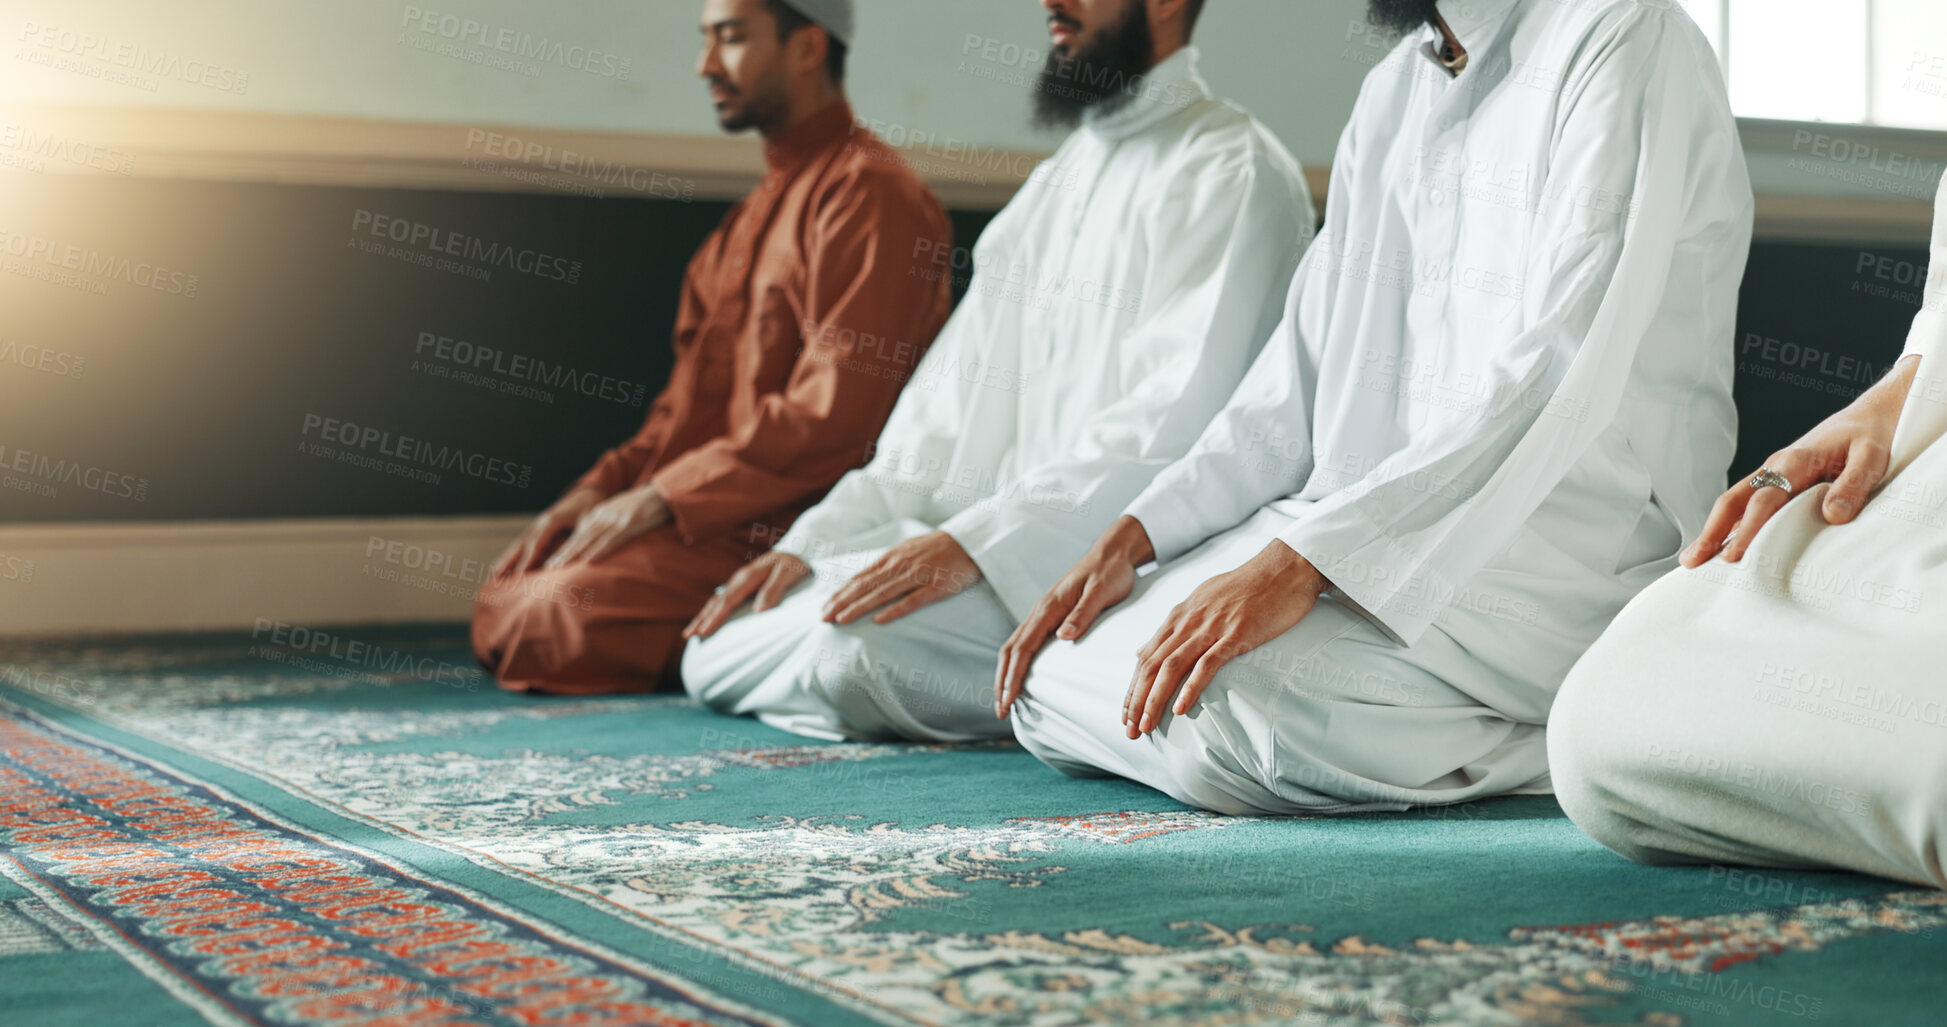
{"left": 1, "top": 628, "right": 1939, "bottom": 1026}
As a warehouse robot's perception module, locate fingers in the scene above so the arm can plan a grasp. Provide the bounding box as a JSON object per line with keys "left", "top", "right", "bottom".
{"left": 497, "top": 518, "right": 564, "bottom": 579}
{"left": 527, "top": 523, "right": 574, "bottom": 572}
{"left": 1123, "top": 618, "right": 1187, "bottom": 739}
{"left": 1721, "top": 477, "right": 1801, "bottom": 566}
{"left": 682, "top": 594, "right": 724, "bottom": 640}
{"left": 542, "top": 524, "right": 594, "bottom": 570}
{"left": 1721, "top": 486, "right": 1793, "bottom": 563}
{"left": 995, "top": 600, "right": 1067, "bottom": 718}
{"left": 577, "top": 520, "right": 630, "bottom": 568}
{"left": 683, "top": 569, "right": 762, "bottom": 640}
{"left": 1824, "top": 437, "right": 1890, "bottom": 524}
{"left": 1174, "top": 639, "right": 1240, "bottom": 717}
{"left": 873, "top": 585, "right": 948, "bottom": 625}
{"left": 1132, "top": 636, "right": 1212, "bottom": 738}
{"left": 1692, "top": 449, "right": 1815, "bottom": 566}
{"left": 753, "top": 559, "right": 802, "bottom": 612}
{"left": 1132, "top": 618, "right": 1171, "bottom": 669}
{"left": 513, "top": 535, "right": 543, "bottom": 576}
{"left": 1721, "top": 449, "right": 1818, "bottom": 563}
{"left": 1683, "top": 487, "right": 1753, "bottom": 567}
{"left": 1120, "top": 668, "right": 1147, "bottom": 740}
{"left": 826, "top": 572, "right": 918, "bottom": 625}
{"left": 994, "top": 634, "right": 1020, "bottom": 719}
{"left": 1057, "top": 580, "right": 1107, "bottom": 641}
{"left": 822, "top": 558, "right": 894, "bottom": 622}
{"left": 491, "top": 535, "right": 527, "bottom": 579}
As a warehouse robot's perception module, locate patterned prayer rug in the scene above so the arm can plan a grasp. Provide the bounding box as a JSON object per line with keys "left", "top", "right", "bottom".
{"left": 1, "top": 628, "right": 1940, "bottom": 1026}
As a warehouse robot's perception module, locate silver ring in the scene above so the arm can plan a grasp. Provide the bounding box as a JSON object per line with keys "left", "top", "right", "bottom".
{"left": 713, "top": 585, "right": 729, "bottom": 596}
{"left": 1750, "top": 468, "right": 1794, "bottom": 495}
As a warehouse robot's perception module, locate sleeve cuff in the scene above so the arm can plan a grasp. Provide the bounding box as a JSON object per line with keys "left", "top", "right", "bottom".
{"left": 938, "top": 507, "right": 1060, "bottom": 624}
{"left": 1905, "top": 307, "right": 1946, "bottom": 367}
{"left": 1276, "top": 512, "right": 1454, "bottom": 648}
{"left": 1123, "top": 486, "right": 1209, "bottom": 567}
{"left": 575, "top": 457, "right": 626, "bottom": 498}
{"left": 647, "top": 460, "right": 717, "bottom": 545}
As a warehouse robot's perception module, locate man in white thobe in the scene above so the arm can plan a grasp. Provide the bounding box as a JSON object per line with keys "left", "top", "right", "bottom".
{"left": 997, "top": 0, "right": 1755, "bottom": 814}
{"left": 680, "top": 0, "right": 1315, "bottom": 742}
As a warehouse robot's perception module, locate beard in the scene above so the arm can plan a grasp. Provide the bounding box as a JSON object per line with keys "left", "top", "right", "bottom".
{"left": 709, "top": 67, "right": 789, "bottom": 133}
{"left": 1032, "top": 1, "right": 1155, "bottom": 131}
{"left": 1367, "top": 0, "right": 1441, "bottom": 35}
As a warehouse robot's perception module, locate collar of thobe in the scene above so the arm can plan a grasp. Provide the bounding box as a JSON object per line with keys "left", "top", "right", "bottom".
{"left": 1425, "top": 0, "right": 1522, "bottom": 72}
{"left": 761, "top": 99, "right": 856, "bottom": 172}
{"left": 1080, "top": 45, "right": 1210, "bottom": 141}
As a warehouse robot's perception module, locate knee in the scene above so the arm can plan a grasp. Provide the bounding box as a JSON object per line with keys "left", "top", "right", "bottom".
{"left": 1552, "top": 751, "right": 1641, "bottom": 853}
{"left": 1553, "top": 772, "right": 1687, "bottom": 867}
{"left": 476, "top": 565, "right": 597, "bottom": 623}
{"left": 1145, "top": 690, "right": 1286, "bottom": 815}
{"left": 677, "top": 635, "right": 720, "bottom": 707}
{"left": 678, "top": 626, "right": 755, "bottom": 710}
{"left": 1006, "top": 694, "right": 1065, "bottom": 761}
{"left": 1548, "top": 682, "right": 1669, "bottom": 864}
{"left": 679, "top": 600, "right": 823, "bottom": 709}
{"left": 1009, "top": 694, "right": 1126, "bottom": 784}
{"left": 470, "top": 574, "right": 533, "bottom": 664}
{"left": 471, "top": 566, "right": 600, "bottom": 664}
{"left": 796, "top": 621, "right": 881, "bottom": 703}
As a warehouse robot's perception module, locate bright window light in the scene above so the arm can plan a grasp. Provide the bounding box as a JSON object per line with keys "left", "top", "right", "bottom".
{"left": 1729, "top": 0, "right": 1869, "bottom": 124}
{"left": 1682, "top": 0, "right": 1727, "bottom": 66}
{"left": 1705, "top": 0, "right": 1947, "bottom": 130}
{"left": 1871, "top": 0, "right": 1947, "bottom": 130}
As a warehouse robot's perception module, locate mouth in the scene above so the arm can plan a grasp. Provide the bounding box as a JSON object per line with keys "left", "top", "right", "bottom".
{"left": 707, "top": 81, "right": 736, "bottom": 106}
{"left": 1048, "top": 17, "right": 1080, "bottom": 49}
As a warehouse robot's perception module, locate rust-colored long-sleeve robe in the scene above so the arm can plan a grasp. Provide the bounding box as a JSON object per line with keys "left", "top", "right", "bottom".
{"left": 473, "top": 100, "right": 952, "bottom": 694}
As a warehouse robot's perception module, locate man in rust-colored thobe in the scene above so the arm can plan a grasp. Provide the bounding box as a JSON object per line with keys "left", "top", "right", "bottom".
{"left": 473, "top": 0, "right": 950, "bottom": 694}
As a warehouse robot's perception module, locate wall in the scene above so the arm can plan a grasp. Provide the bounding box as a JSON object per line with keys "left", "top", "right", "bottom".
{"left": 3, "top": 0, "right": 1373, "bottom": 166}
{"left": 11, "top": 0, "right": 1942, "bottom": 203}
{"left": 0, "top": 164, "right": 1924, "bottom": 525}
{"left": 0, "top": 174, "right": 997, "bottom": 524}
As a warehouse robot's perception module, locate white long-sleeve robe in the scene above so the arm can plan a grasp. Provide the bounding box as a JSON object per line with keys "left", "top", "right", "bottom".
{"left": 682, "top": 47, "right": 1315, "bottom": 741}
{"left": 1012, "top": 0, "right": 1755, "bottom": 813}
{"left": 1549, "top": 171, "right": 1947, "bottom": 888}
{"left": 772, "top": 48, "right": 1313, "bottom": 620}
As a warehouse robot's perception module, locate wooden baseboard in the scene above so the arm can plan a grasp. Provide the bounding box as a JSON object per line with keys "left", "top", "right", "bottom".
{"left": 0, "top": 516, "right": 528, "bottom": 638}
{"left": 1752, "top": 193, "right": 1937, "bottom": 245}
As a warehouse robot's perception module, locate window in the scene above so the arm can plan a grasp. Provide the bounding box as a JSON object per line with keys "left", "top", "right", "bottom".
{"left": 1689, "top": 0, "right": 1947, "bottom": 130}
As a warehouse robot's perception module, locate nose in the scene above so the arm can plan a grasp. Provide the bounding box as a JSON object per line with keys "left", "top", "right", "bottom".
{"left": 696, "top": 39, "right": 720, "bottom": 80}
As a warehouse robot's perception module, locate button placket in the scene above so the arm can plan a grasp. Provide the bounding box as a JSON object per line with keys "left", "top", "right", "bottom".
{"left": 1413, "top": 104, "right": 1465, "bottom": 330}
{"left": 1038, "top": 139, "right": 1111, "bottom": 382}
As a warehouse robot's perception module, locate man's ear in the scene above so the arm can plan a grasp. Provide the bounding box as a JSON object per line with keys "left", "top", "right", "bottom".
{"left": 787, "top": 24, "right": 830, "bottom": 82}
{"left": 1148, "top": 0, "right": 1192, "bottom": 47}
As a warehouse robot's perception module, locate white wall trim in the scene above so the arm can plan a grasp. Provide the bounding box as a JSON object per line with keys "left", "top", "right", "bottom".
{"left": 0, "top": 516, "right": 529, "bottom": 638}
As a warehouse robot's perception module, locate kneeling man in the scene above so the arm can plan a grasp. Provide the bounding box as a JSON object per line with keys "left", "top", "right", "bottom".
{"left": 681, "top": 0, "right": 1315, "bottom": 741}
{"left": 473, "top": 0, "right": 952, "bottom": 694}
{"left": 996, "top": 0, "right": 1755, "bottom": 814}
